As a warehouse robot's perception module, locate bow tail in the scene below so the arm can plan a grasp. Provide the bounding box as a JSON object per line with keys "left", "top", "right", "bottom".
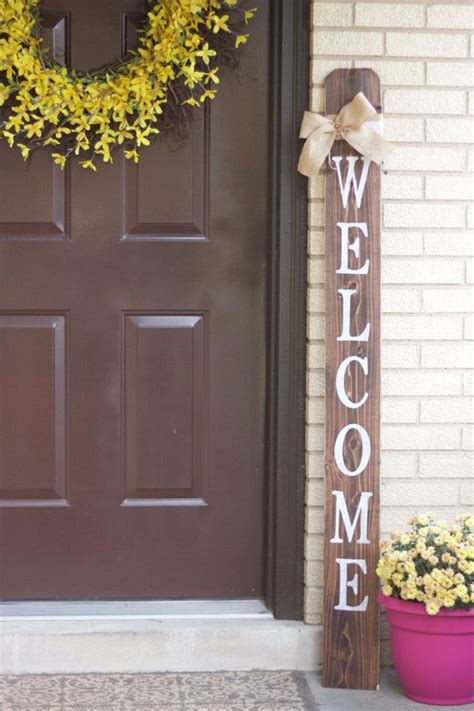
{"left": 297, "top": 129, "right": 335, "bottom": 177}
{"left": 345, "top": 124, "right": 395, "bottom": 165}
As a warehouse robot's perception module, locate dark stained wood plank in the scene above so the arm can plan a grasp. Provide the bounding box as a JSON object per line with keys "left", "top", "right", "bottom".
{"left": 322, "top": 68, "right": 381, "bottom": 690}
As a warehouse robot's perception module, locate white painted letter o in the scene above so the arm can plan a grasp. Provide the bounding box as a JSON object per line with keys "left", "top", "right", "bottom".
{"left": 334, "top": 424, "right": 371, "bottom": 477}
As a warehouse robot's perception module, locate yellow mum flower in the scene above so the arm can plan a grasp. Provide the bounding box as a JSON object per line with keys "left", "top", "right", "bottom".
{"left": 426, "top": 600, "right": 440, "bottom": 615}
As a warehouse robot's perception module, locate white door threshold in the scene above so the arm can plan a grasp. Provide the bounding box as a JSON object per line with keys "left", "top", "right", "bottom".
{"left": 0, "top": 598, "right": 272, "bottom": 621}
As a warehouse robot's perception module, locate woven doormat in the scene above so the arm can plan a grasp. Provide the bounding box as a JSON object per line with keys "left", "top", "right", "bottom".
{"left": 0, "top": 671, "right": 317, "bottom": 710}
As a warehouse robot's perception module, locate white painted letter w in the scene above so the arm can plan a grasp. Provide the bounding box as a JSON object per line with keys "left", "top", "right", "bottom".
{"left": 333, "top": 156, "right": 370, "bottom": 209}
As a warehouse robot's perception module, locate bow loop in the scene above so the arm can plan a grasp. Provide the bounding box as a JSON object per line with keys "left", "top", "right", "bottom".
{"left": 297, "top": 91, "right": 394, "bottom": 177}
{"left": 299, "top": 111, "right": 333, "bottom": 138}
{"left": 336, "top": 92, "right": 377, "bottom": 131}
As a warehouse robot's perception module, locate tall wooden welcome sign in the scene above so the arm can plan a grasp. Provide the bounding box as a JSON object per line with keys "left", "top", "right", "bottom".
{"left": 322, "top": 69, "right": 381, "bottom": 690}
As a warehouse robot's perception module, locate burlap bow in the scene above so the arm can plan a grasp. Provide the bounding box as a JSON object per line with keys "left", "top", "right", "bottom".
{"left": 297, "top": 91, "right": 394, "bottom": 177}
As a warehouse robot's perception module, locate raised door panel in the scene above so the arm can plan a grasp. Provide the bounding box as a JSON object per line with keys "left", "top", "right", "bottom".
{"left": 0, "top": 314, "right": 67, "bottom": 506}
{"left": 122, "top": 13, "right": 209, "bottom": 241}
{"left": 123, "top": 313, "right": 206, "bottom": 506}
{"left": 0, "top": 16, "right": 69, "bottom": 240}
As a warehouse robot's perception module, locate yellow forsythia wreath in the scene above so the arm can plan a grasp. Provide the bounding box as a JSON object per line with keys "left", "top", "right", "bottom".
{"left": 0, "top": 0, "right": 255, "bottom": 169}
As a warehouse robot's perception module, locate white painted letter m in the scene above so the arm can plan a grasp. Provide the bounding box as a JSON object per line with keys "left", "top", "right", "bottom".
{"left": 330, "top": 490, "right": 373, "bottom": 544}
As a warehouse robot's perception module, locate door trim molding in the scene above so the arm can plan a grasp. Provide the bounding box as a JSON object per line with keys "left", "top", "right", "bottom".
{"left": 266, "top": 0, "right": 310, "bottom": 620}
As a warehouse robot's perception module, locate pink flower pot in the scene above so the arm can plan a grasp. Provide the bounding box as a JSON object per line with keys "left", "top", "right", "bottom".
{"left": 378, "top": 593, "right": 474, "bottom": 705}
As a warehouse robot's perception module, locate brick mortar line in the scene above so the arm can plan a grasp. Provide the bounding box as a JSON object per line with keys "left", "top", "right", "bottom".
{"left": 311, "top": 86, "right": 474, "bottom": 92}
{"left": 308, "top": 312, "right": 473, "bottom": 317}
{"left": 309, "top": 285, "right": 453, "bottom": 290}
{"left": 307, "top": 198, "right": 457, "bottom": 205}
{"left": 313, "top": 56, "right": 471, "bottom": 62}
{"left": 306, "top": 363, "right": 472, "bottom": 368}
{"left": 314, "top": 28, "right": 473, "bottom": 36}
{"left": 382, "top": 199, "right": 473, "bottom": 203}
{"left": 311, "top": 0, "right": 473, "bottom": 5}
{"left": 312, "top": 83, "right": 474, "bottom": 92}
{"left": 312, "top": 55, "right": 471, "bottom": 62}
{"left": 310, "top": 198, "right": 472, "bottom": 204}
{"left": 307, "top": 395, "right": 473, "bottom": 400}
{"left": 308, "top": 225, "right": 474, "bottom": 228}
{"left": 312, "top": 26, "right": 473, "bottom": 34}
{"left": 310, "top": 53, "right": 472, "bottom": 62}
{"left": 309, "top": 253, "right": 470, "bottom": 258}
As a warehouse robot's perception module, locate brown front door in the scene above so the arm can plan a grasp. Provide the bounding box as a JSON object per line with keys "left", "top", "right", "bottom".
{"left": 0, "top": 0, "right": 269, "bottom": 600}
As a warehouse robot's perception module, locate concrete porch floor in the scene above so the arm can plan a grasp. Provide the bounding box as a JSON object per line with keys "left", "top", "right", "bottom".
{"left": 306, "top": 669, "right": 464, "bottom": 710}
{"left": 0, "top": 669, "right": 464, "bottom": 710}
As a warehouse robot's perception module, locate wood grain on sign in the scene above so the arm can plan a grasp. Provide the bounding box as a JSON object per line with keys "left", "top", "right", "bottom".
{"left": 322, "top": 69, "right": 381, "bottom": 690}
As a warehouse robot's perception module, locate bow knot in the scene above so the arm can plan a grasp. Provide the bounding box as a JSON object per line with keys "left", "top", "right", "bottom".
{"left": 297, "top": 91, "right": 394, "bottom": 177}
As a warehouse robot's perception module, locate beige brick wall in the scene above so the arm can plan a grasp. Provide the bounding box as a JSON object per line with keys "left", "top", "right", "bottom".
{"left": 305, "top": 0, "right": 474, "bottom": 639}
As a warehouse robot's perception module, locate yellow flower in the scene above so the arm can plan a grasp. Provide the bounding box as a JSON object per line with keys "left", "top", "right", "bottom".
{"left": 196, "top": 43, "right": 216, "bottom": 65}
{"left": 124, "top": 149, "right": 139, "bottom": 164}
{"left": 426, "top": 600, "right": 440, "bottom": 615}
{"left": 235, "top": 34, "right": 249, "bottom": 48}
{"left": 244, "top": 9, "right": 257, "bottom": 24}
{"left": 80, "top": 159, "right": 97, "bottom": 172}
{"left": 212, "top": 14, "right": 229, "bottom": 33}
{"left": 184, "top": 96, "right": 200, "bottom": 107}
{"left": 2, "top": 130, "right": 15, "bottom": 147}
{"left": 18, "top": 143, "right": 29, "bottom": 160}
{"left": 205, "top": 68, "right": 220, "bottom": 84}
{"left": 52, "top": 152, "right": 67, "bottom": 169}
{"left": 0, "top": 84, "right": 10, "bottom": 106}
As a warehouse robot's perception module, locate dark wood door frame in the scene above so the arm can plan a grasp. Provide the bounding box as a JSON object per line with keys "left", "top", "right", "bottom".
{"left": 266, "top": 0, "right": 310, "bottom": 620}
